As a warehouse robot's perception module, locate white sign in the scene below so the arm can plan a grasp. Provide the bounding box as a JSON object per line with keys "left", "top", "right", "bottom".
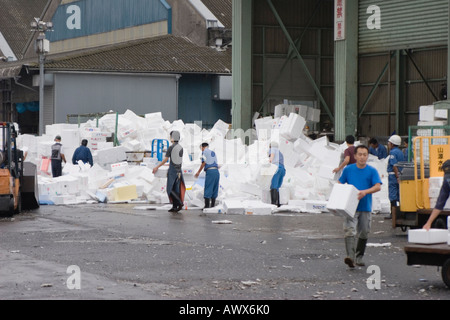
{"left": 334, "top": 0, "right": 346, "bottom": 41}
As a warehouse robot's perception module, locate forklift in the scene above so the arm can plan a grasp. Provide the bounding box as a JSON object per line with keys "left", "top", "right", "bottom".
{"left": 394, "top": 135, "right": 450, "bottom": 231}
{"left": 0, "top": 122, "right": 39, "bottom": 217}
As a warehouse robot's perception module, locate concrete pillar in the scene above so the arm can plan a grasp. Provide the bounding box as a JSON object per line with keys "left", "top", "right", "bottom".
{"left": 334, "top": 0, "right": 358, "bottom": 141}
{"left": 232, "top": 0, "right": 252, "bottom": 132}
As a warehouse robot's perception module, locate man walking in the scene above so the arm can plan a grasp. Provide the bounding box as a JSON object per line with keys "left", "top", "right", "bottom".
{"left": 72, "top": 139, "right": 93, "bottom": 166}
{"left": 51, "top": 135, "right": 66, "bottom": 178}
{"left": 333, "top": 135, "right": 357, "bottom": 174}
{"left": 338, "top": 145, "right": 382, "bottom": 268}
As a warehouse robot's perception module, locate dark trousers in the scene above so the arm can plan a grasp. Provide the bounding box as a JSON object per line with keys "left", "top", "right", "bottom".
{"left": 51, "top": 159, "right": 62, "bottom": 178}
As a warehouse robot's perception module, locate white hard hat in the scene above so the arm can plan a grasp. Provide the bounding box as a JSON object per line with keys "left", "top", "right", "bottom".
{"left": 388, "top": 135, "right": 402, "bottom": 146}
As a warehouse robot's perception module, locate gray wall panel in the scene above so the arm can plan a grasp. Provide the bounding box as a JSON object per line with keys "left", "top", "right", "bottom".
{"left": 52, "top": 72, "right": 178, "bottom": 123}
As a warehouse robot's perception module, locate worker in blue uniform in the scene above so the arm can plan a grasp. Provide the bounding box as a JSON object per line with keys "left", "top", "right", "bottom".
{"left": 72, "top": 139, "right": 93, "bottom": 166}
{"left": 268, "top": 141, "right": 286, "bottom": 207}
{"left": 195, "top": 143, "right": 220, "bottom": 208}
{"left": 368, "top": 138, "right": 388, "bottom": 160}
{"left": 386, "top": 135, "right": 404, "bottom": 220}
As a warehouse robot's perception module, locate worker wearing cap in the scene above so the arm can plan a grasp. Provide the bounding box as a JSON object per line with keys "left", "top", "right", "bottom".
{"left": 195, "top": 143, "right": 220, "bottom": 209}
{"left": 387, "top": 134, "right": 404, "bottom": 220}
{"left": 268, "top": 141, "right": 286, "bottom": 207}
{"left": 51, "top": 135, "right": 67, "bottom": 178}
{"left": 423, "top": 159, "right": 450, "bottom": 230}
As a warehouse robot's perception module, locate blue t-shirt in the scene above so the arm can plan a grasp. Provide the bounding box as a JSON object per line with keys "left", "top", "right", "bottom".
{"left": 269, "top": 147, "right": 284, "bottom": 166}
{"left": 201, "top": 148, "right": 218, "bottom": 170}
{"left": 339, "top": 163, "right": 382, "bottom": 212}
{"left": 387, "top": 147, "right": 404, "bottom": 173}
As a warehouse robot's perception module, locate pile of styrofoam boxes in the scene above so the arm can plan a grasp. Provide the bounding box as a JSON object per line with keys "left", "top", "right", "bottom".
{"left": 274, "top": 104, "right": 320, "bottom": 123}
{"left": 17, "top": 108, "right": 392, "bottom": 210}
{"left": 416, "top": 105, "right": 448, "bottom": 162}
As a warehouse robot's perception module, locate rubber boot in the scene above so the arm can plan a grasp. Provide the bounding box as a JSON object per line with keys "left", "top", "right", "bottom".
{"left": 355, "top": 238, "right": 368, "bottom": 266}
{"left": 170, "top": 190, "right": 183, "bottom": 212}
{"left": 270, "top": 189, "right": 278, "bottom": 205}
{"left": 344, "top": 237, "right": 356, "bottom": 268}
{"left": 211, "top": 198, "right": 216, "bottom": 207}
{"left": 204, "top": 198, "right": 211, "bottom": 209}
{"left": 276, "top": 190, "right": 281, "bottom": 207}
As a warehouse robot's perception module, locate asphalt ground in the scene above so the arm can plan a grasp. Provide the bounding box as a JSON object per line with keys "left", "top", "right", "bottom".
{"left": 0, "top": 203, "right": 449, "bottom": 304}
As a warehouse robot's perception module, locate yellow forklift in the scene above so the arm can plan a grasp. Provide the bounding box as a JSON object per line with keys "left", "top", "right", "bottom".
{"left": 395, "top": 135, "right": 450, "bottom": 231}
{"left": 0, "top": 122, "right": 39, "bottom": 217}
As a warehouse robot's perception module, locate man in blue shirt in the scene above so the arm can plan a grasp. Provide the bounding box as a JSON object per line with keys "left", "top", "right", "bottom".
{"left": 386, "top": 135, "right": 404, "bottom": 220}
{"left": 72, "top": 139, "right": 93, "bottom": 167}
{"left": 195, "top": 143, "right": 220, "bottom": 209}
{"left": 368, "top": 138, "right": 388, "bottom": 159}
{"left": 339, "top": 145, "right": 382, "bottom": 268}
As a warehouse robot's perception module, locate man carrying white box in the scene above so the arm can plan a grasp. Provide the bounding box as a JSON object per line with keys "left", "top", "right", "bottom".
{"left": 338, "top": 145, "right": 382, "bottom": 268}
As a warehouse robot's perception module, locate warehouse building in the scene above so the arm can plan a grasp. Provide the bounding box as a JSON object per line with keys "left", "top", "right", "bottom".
{"left": 232, "top": 0, "right": 450, "bottom": 141}
{"left": 0, "top": 0, "right": 232, "bottom": 133}
{"left": 1, "top": 0, "right": 449, "bottom": 140}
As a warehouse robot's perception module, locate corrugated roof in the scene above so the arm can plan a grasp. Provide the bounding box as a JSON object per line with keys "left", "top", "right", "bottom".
{"left": 201, "top": 0, "right": 232, "bottom": 29}
{"left": 33, "top": 35, "right": 232, "bottom": 74}
{"left": 0, "top": 0, "right": 51, "bottom": 58}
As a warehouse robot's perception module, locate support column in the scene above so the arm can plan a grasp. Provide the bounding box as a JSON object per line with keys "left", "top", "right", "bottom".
{"left": 232, "top": 0, "right": 252, "bottom": 131}
{"left": 334, "top": 0, "right": 358, "bottom": 141}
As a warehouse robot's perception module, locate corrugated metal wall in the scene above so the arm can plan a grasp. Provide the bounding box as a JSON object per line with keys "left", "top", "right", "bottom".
{"left": 359, "top": 0, "right": 448, "bottom": 53}
{"left": 48, "top": 0, "right": 170, "bottom": 42}
{"left": 252, "top": 0, "right": 334, "bottom": 117}
{"left": 358, "top": 0, "right": 448, "bottom": 137}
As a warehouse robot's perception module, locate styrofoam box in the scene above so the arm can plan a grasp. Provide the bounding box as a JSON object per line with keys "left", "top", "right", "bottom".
{"left": 327, "top": 183, "right": 359, "bottom": 218}
{"left": 408, "top": 229, "right": 449, "bottom": 244}
{"left": 419, "top": 105, "right": 435, "bottom": 122}
{"left": 318, "top": 164, "right": 338, "bottom": 181}
{"left": 448, "top": 233, "right": 450, "bottom": 245}
{"left": 435, "top": 109, "right": 448, "bottom": 120}
{"left": 279, "top": 113, "right": 306, "bottom": 141}
{"left": 154, "top": 166, "right": 168, "bottom": 178}
{"left": 223, "top": 200, "right": 245, "bottom": 215}
{"left": 305, "top": 200, "right": 329, "bottom": 213}
{"left": 245, "top": 206, "right": 272, "bottom": 215}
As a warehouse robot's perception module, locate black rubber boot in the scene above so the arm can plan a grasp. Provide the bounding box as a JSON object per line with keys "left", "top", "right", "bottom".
{"left": 344, "top": 237, "right": 356, "bottom": 268}
{"left": 355, "top": 238, "right": 368, "bottom": 266}
{"left": 211, "top": 198, "right": 216, "bottom": 207}
{"left": 270, "top": 189, "right": 278, "bottom": 205}
{"left": 204, "top": 198, "right": 211, "bottom": 209}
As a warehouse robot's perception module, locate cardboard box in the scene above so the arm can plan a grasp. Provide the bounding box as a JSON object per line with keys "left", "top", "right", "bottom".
{"left": 113, "top": 184, "right": 138, "bottom": 201}
{"left": 327, "top": 183, "right": 359, "bottom": 218}
{"left": 408, "top": 229, "right": 449, "bottom": 244}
